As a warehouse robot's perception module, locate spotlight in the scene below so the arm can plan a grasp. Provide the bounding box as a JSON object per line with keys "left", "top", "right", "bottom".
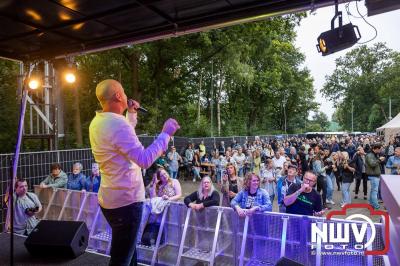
{"left": 65, "top": 72, "right": 76, "bottom": 83}
{"left": 28, "top": 79, "right": 40, "bottom": 90}
{"left": 316, "top": 1, "right": 361, "bottom": 56}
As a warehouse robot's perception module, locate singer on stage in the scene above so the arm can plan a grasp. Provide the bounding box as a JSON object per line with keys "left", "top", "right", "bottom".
{"left": 89, "top": 79, "right": 180, "bottom": 266}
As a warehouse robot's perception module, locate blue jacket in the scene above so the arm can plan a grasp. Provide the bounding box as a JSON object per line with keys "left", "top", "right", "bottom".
{"left": 277, "top": 176, "right": 302, "bottom": 205}
{"left": 85, "top": 175, "right": 101, "bottom": 193}
{"left": 67, "top": 173, "right": 86, "bottom": 191}
{"left": 386, "top": 155, "right": 400, "bottom": 175}
{"left": 231, "top": 188, "right": 272, "bottom": 212}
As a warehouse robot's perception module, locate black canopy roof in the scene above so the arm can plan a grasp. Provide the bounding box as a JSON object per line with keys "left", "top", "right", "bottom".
{"left": 0, "top": 0, "right": 340, "bottom": 61}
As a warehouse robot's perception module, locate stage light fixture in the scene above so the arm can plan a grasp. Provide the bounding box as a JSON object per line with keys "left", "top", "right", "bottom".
{"left": 65, "top": 72, "right": 76, "bottom": 83}
{"left": 316, "top": 1, "right": 361, "bottom": 56}
{"left": 28, "top": 79, "right": 40, "bottom": 90}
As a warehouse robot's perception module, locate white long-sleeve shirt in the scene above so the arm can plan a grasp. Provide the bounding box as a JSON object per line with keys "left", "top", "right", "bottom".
{"left": 89, "top": 111, "right": 170, "bottom": 209}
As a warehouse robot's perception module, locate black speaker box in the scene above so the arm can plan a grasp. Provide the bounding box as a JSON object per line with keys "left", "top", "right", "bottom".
{"left": 275, "top": 257, "right": 304, "bottom": 266}
{"left": 25, "top": 220, "right": 89, "bottom": 258}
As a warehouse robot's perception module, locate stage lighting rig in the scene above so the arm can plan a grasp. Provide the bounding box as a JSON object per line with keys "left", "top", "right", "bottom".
{"left": 316, "top": 0, "right": 361, "bottom": 56}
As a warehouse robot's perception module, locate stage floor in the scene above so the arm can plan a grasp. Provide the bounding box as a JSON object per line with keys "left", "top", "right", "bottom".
{"left": 0, "top": 233, "right": 110, "bottom": 265}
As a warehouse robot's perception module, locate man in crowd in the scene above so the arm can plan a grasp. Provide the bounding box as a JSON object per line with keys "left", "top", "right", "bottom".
{"left": 40, "top": 163, "right": 68, "bottom": 189}
{"left": 386, "top": 147, "right": 400, "bottom": 175}
{"left": 283, "top": 171, "right": 324, "bottom": 216}
{"left": 167, "top": 146, "right": 182, "bottom": 179}
{"left": 7, "top": 178, "right": 42, "bottom": 235}
{"left": 366, "top": 143, "right": 385, "bottom": 210}
{"left": 277, "top": 164, "right": 302, "bottom": 213}
{"left": 89, "top": 79, "right": 180, "bottom": 266}
{"left": 233, "top": 147, "right": 246, "bottom": 177}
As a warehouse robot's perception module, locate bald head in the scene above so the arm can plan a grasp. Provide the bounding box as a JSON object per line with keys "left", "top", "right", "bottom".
{"left": 96, "top": 79, "right": 123, "bottom": 107}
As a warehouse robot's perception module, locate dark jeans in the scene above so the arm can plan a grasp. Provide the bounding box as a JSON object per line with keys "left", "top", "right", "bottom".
{"left": 355, "top": 173, "right": 368, "bottom": 196}
{"left": 101, "top": 202, "right": 143, "bottom": 266}
{"left": 317, "top": 175, "right": 327, "bottom": 205}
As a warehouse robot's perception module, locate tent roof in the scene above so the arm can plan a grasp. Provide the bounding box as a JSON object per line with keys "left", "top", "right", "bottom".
{"left": 377, "top": 113, "right": 400, "bottom": 130}
{"left": 0, "top": 0, "right": 341, "bottom": 61}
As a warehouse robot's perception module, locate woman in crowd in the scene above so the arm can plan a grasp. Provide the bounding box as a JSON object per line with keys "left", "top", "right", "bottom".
{"left": 340, "top": 151, "right": 355, "bottom": 207}
{"left": 210, "top": 150, "right": 221, "bottom": 183}
{"left": 67, "top": 162, "right": 86, "bottom": 191}
{"left": 184, "top": 175, "right": 220, "bottom": 210}
{"left": 261, "top": 159, "right": 276, "bottom": 203}
{"left": 192, "top": 150, "right": 202, "bottom": 182}
{"left": 312, "top": 152, "right": 328, "bottom": 209}
{"left": 85, "top": 162, "right": 101, "bottom": 193}
{"left": 220, "top": 162, "right": 243, "bottom": 207}
{"left": 333, "top": 151, "right": 343, "bottom": 191}
{"left": 138, "top": 167, "right": 182, "bottom": 245}
{"left": 149, "top": 167, "right": 182, "bottom": 201}
{"left": 231, "top": 173, "right": 272, "bottom": 217}
{"left": 253, "top": 150, "right": 261, "bottom": 176}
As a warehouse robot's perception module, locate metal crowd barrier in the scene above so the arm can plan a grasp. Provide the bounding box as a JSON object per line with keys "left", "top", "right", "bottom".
{"left": 33, "top": 186, "right": 388, "bottom": 266}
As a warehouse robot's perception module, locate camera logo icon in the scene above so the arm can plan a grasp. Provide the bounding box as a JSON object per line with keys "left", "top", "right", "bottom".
{"left": 311, "top": 203, "right": 389, "bottom": 256}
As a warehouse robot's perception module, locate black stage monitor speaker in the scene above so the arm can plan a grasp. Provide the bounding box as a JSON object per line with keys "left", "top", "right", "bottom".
{"left": 275, "top": 257, "right": 304, "bottom": 266}
{"left": 25, "top": 220, "right": 89, "bottom": 258}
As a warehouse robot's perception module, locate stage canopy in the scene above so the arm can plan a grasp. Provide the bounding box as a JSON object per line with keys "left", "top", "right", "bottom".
{"left": 0, "top": 0, "right": 343, "bottom": 61}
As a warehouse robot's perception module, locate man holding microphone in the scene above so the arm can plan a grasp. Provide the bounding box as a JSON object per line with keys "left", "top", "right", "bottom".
{"left": 89, "top": 79, "right": 180, "bottom": 266}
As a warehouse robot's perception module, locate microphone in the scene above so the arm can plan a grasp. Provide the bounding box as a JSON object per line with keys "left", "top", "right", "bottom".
{"left": 127, "top": 99, "right": 148, "bottom": 114}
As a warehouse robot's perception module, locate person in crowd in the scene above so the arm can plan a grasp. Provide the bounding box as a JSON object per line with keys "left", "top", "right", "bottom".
{"left": 244, "top": 149, "right": 254, "bottom": 176}
{"left": 167, "top": 146, "right": 182, "bottom": 179}
{"left": 386, "top": 147, "right": 400, "bottom": 175}
{"left": 298, "top": 146, "right": 308, "bottom": 177}
{"left": 323, "top": 149, "right": 335, "bottom": 205}
{"left": 312, "top": 152, "right": 329, "bottom": 209}
{"left": 67, "top": 162, "right": 86, "bottom": 191}
{"left": 184, "top": 175, "right": 220, "bottom": 210}
{"left": 283, "top": 171, "right": 324, "bottom": 216}
{"left": 253, "top": 150, "right": 262, "bottom": 176}
{"left": 340, "top": 151, "right": 355, "bottom": 207}
{"left": 89, "top": 79, "right": 179, "bottom": 266}
{"left": 221, "top": 162, "right": 243, "bottom": 207}
{"left": 307, "top": 148, "right": 315, "bottom": 171}
{"left": 366, "top": 143, "right": 385, "bottom": 210}
{"left": 231, "top": 173, "right": 272, "bottom": 217}
{"left": 333, "top": 151, "right": 343, "bottom": 191}
{"left": 199, "top": 140, "right": 206, "bottom": 158}
{"left": 272, "top": 150, "right": 286, "bottom": 170}
{"left": 40, "top": 163, "right": 68, "bottom": 189}
{"left": 277, "top": 164, "right": 302, "bottom": 213}
{"left": 5, "top": 178, "right": 42, "bottom": 235}
{"left": 138, "top": 167, "right": 182, "bottom": 245}
{"left": 184, "top": 143, "right": 194, "bottom": 179}
{"left": 260, "top": 159, "right": 276, "bottom": 204}
{"left": 192, "top": 150, "right": 202, "bottom": 182}
{"left": 218, "top": 141, "right": 226, "bottom": 156}
{"left": 85, "top": 163, "right": 101, "bottom": 193}
{"left": 210, "top": 150, "right": 220, "bottom": 182}
{"left": 353, "top": 147, "right": 368, "bottom": 200}
{"left": 155, "top": 152, "right": 168, "bottom": 169}
{"left": 233, "top": 147, "right": 246, "bottom": 177}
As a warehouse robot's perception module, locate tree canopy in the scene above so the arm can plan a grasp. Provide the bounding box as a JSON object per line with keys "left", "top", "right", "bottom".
{"left": 0, "top": 15, "right": 318, "bottom": 152}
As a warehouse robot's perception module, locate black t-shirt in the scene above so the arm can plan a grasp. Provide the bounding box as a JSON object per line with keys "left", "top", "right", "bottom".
{"left": 245, "top": 191, "right": 257, "bottom": 209}
{"left": 285, "top": 183, "right": 322, "bottom": 216}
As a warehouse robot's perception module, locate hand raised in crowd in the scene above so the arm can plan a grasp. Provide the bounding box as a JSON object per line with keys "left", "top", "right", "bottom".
{"left": 299, "top": 182, "right": 310, "bottom": 192}
{"left": 162, "top": 118, "right": 180, "bottom": 137}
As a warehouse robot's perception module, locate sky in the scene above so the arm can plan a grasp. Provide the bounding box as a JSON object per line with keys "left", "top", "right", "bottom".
{"left": 295, "top": 1, "right": 400, "bottom": 120}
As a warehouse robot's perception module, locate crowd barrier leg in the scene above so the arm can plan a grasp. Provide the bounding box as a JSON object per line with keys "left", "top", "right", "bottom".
{"left": 43, "top": 188, "right": 57, "bottom": 219}
{"left": 280, "top": 216, "right": 289, "bottom": 257}
{"left": 209, "top": 208, "right": 223, "bottom": 265}
{"left": 238, "top": 216, "right": 249, "bottom": 266}
{"left": 75, "top": 192, "right": 89, "bottom": 221}
{"left": 367, "top": 226, "right": 373, "bottom": 266}
{"left": 176, "top": 208, "right": 191, "bottom": 266}
{"left": 57, "top": 190, "right": 72, "bottom": 220}
{"left": 150, "top": 204, "right": 170, "bottom": 266}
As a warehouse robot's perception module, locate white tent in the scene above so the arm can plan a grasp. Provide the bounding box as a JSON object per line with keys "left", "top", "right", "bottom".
{"left": 377, "top": 113, "right": 400, "bottom": 143}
